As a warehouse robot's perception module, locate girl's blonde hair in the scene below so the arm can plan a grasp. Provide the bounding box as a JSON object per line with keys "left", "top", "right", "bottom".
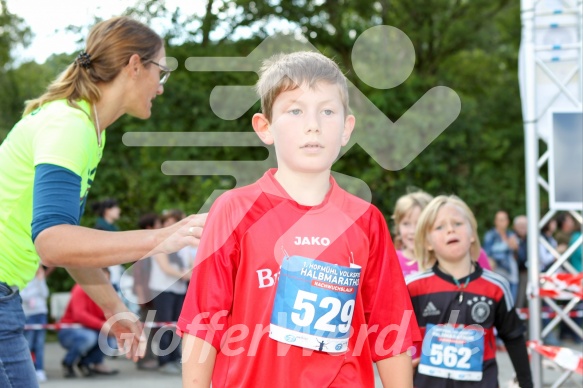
{"left": 414, "top": 195, "right": 481, "bottom": 271}
{"left": 392, "top": 191, "right": 434, "bottom": 227}
{"left": 255, "top": 51, "right": 350, "bottom": 122}
{"left": 23, "top": 16, "right": 162, "bottom": 116}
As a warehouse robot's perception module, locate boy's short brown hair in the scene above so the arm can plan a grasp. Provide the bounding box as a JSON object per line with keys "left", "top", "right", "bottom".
{"left": 256, "top": 51, "right": 350, "bottom": 121}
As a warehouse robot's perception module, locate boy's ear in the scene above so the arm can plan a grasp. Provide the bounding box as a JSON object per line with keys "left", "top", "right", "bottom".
{"left": 341, "top": 114, "right": 356, "bottom": 146}
{"left": 252, "top": 113, "right": 274, "bottom": 145}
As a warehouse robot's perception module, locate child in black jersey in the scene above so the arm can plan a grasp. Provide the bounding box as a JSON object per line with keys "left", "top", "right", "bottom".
{"left": 406, "top": 195, "right": 533, "bottom": 388}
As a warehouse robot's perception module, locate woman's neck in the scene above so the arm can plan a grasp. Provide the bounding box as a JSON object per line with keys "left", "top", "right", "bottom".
{"left": 94, "top": 82, "right": 127, "bottom": 130}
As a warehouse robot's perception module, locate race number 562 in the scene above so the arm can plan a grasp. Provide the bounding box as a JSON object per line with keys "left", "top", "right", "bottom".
{"left": 429, "top": 344, "right": 472, "bottom": 369}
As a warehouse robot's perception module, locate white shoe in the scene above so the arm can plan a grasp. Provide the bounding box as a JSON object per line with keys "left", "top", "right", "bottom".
{"left": 35, "top": 370, "right": 47, "bottom": 383}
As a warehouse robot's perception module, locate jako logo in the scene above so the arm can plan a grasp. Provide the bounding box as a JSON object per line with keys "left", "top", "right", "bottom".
{"left": 294, "top": 236, "right": 331, "bottom": 246}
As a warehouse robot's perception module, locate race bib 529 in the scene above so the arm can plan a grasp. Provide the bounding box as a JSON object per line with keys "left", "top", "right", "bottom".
{"left": 269, "top": 256, "right": 361, "bottom": 353}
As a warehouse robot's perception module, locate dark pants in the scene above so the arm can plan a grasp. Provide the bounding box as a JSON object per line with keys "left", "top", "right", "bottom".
{"left": 58, "top": 328, "right": 104, "bottom": 366}
{"left": 152, "top": 292, "right": 185, "bottom": 366}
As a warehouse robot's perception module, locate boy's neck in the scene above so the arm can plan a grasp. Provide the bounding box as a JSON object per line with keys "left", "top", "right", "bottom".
{"left": 274, "top": 169, "right": 331, "bottom": 206}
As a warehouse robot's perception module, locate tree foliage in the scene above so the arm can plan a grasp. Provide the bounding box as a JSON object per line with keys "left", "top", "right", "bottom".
{"left": 0, "top": 0, "right": 32, "bottom": 137}
{"left": 2, "top": 1, "right": 528, "bottom": 291}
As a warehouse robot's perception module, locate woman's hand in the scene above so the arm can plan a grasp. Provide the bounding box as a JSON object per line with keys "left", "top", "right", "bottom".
{"left": 153, "top": 213, "right": 207, "bottom": 256}
{"left": 101, "top": 303, "right": 146, "bottom": 362}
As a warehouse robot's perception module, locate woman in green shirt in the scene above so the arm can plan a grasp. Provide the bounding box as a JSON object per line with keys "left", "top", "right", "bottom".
{"left": 0, "top": 16, "right": 205, "bottom": 387}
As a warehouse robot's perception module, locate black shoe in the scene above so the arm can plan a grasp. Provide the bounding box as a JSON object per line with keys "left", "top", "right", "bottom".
{"left": 91, "top": 367, "right": 119, "bottom": 376}
{"left": 62, "top": 361, "right": 77, "bottom": 378}
{"left": 77, "top": 362, "right": 95, "bottom": 377}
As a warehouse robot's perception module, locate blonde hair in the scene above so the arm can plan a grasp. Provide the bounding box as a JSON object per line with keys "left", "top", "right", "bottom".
{"left": 414, "top": 195, "right": 481, "bottom": 271}
{"left": 23, "top": 16, "right": 163, "bottom": 116}
{"left": 255, "top": 51, "right": 349, "bottom": 122}
{"left": 392, "top": 191, "right": 434, "bottom": 227}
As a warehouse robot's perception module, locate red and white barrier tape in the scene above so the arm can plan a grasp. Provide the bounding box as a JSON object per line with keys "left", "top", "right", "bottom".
{"left": 24, "top": 321, "right": 177, "bottom": 331}
{"left": 527, "top": 340, "right": 583, "bottom": 375}
{"left": 540, "top": 273, "right": 583, "bottom": 300}
{"left": 517, "top": 308, "right": 583, "bottom": 320}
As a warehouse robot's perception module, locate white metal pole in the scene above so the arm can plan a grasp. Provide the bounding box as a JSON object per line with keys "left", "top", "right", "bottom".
{"left": 520, "top": 0, "right": 542, "bottom": 386}
{"left": 579, "top": 1, "right": 583, "bottom": 105}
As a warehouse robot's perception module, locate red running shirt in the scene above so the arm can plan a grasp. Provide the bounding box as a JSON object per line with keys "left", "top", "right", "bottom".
{"left": 178, "top": 169, "right": 420, "bottom": 387}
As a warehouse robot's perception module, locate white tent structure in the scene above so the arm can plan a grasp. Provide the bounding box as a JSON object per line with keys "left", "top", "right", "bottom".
{"left": 519, "top": 0, "right": 583, "bottom": 386}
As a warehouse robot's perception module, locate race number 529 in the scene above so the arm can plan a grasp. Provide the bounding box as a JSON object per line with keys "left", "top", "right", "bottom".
{"left": 291, "top": 290, "right": 355, "bottom": 334}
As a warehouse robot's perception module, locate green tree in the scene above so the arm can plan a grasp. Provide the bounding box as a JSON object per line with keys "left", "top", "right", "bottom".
{"left": 0, "top": 0, "right": 32, "bottom": 138}
{"left": 3, "top": 0, "right": 527, "bottom": 262}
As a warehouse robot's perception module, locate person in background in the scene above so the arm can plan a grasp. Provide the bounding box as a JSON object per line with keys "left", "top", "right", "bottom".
{"left": 149, "top": 209, "right": 190, "bottom": 374}
{"left": 133, "top": 212, "right": 161, "bottom": 371}
{"left": 555, "top": 212, "right": 577, "bottom": 254}
{"left": 483, "top": 210, "right": 519, "bottom": 302}
{"left": 561, "top": 218, "right": 583, "bottom": 344}
{"left": 513, "top": 215, "right": 528, "bottom": 309}
{"left": 568, "top": 222, "right": 582, "bottom": 272}
{"left": 392, "top": 191, "right": 434, "bottom": 278}
{"left": 0, "top": 16, "right": 206, "bottom": 387}
{"left": 58, "top": 268, "right": 119, "bottom": 378}
{"left": 539, "top": 219, "right": 561, "bottom": 346}
{"left": 21, "top": 265, "right": 50, "bottom": 383}
{"left": 93, "top": 198, "right": 123, "bottom": 291}
{"left": 539, "top": 219, "right": 558, "bottom": 273}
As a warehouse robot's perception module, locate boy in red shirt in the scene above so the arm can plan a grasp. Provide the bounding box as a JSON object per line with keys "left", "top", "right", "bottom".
{"left": 178, "top": 51, "right": 420, "bottom": 387}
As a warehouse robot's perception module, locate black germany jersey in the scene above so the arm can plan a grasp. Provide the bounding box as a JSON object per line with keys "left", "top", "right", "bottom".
{"left": 406, "top": 263, "right": 525, "bottom": 388}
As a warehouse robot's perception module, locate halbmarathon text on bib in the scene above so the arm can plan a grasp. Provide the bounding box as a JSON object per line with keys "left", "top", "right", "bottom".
{"left": 269, "top": 256, "right": 361, "bottom": 353}
{"left": 419, "top": 324, "right": 485, "bottom": 381}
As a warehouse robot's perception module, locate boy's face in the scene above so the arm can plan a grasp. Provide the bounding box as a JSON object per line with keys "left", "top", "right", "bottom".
{"left": 252, "top": 82, "right": 355, "bottom": 176}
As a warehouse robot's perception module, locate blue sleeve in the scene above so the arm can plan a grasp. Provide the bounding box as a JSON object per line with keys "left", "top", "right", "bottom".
{"left": 32, "top": 164, "right": 81, "bottom": 242}
{"left": 482, "top": 230, "right": 494, "bottom": 257}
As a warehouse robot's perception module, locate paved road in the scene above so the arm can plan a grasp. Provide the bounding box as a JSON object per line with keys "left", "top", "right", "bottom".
{"left": 39, "top": 340, "right": 581, "bottom": 387}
